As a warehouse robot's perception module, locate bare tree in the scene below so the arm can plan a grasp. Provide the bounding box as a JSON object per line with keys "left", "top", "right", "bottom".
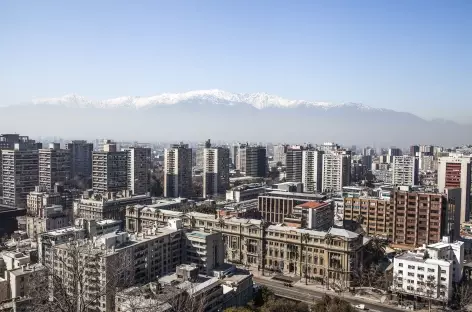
{"left": 25, "top": 241, "right": 132, "bottom": 312}
{"left": 454, "top": 281, "right": 472, "bottom": 312}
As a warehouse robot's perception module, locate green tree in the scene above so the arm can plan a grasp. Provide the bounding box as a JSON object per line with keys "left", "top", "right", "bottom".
{"left": 312, "top": 295, "right": 356, "bottom": 312}
{"left": 261, "top": 299, "right": 310, "bottom": 312}
{"left": 366, "top": 235, "right": 387, "bottom": 262}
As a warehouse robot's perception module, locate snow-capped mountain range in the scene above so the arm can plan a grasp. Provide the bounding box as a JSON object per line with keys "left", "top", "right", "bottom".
{"left": 31, "top": 89, "right": 381, "bottom": 111}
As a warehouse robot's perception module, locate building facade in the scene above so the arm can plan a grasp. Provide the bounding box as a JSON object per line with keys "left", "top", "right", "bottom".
{"left": 203, "top": 147, "right": 230, "bottom": 198}
{"left": 126, "top": 146, "right": 151, "bottom": 195}
{"left": 285, "top": 146, "right": 303, "bottom": 182}
{"left": 302, "top": 150, "right": 324, "bottom": 193}
{"left": 392, "top": 155, "right": 418, "bottom": 186}
{"left": 124, "top": 209, "right": 367, "bottom": 288}
{"left": 321, "top": 152, "right": 351, "bottom": 193}
{"left": 164, "top": 143, "right": 193, "bottom": 198}
{"left": 66, "top": 140, "right": 93, "bottom": 179}
{"left": 1, "top": 147, "right": 39, "bottom": 208}
{"left": 39, "top": 143, "right": 71, "bottom": 191}
{"left": 437, "top": 156, "right": 471, "bottom": 223}
{"left": 236, "top": 144, "right": 267, "bottom": 178}
{"left": 391, "top": 189, "right": 460, "bottom": 248}
{"left": 92, "top": 143, "right": 128, "bottom": 193}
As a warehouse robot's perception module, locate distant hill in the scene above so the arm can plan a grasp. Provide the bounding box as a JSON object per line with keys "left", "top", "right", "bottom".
{"left": 1, "top": 90, "right": 469, "bottom": 146}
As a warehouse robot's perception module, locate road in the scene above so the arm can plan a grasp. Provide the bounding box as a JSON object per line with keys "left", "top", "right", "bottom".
{"left": 254, "top": 276, "right": 404, "bottom": 312}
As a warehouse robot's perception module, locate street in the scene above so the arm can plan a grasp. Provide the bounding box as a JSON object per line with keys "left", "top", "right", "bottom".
{"left": 254, "top": 276, "right": 405, "bottom": 312}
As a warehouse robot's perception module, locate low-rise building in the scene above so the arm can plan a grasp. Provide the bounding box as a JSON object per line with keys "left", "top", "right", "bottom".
{"left": 258, "top": 191, "right": 327, "bottom": 224}
{"left": 392, "top": 237, "right": 464, "bottom": 303}
{"left": 75, "top": 189, "right": 152, "bottom": 221}
{"left": 286, "top": 201, "right": 334, "bottom": 230}
{"left": 226, "top": 184, "right": 265, "bottom": 202}
{"left": 26, "top": 205, "right": 69, "bottom": 239}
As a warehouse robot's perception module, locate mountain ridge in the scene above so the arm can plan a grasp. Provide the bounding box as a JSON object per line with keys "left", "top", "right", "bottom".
{"left": 30, "top": 89, "right": 384, "bottom": 111}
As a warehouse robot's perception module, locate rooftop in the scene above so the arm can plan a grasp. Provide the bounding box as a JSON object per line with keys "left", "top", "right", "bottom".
{"left": 295, "top": 201, "right": 330, "bottom": 209}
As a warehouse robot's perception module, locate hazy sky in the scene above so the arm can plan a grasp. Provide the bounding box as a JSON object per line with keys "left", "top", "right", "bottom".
{"left": 1, "top": 0, "right": 471, "bottom": 121}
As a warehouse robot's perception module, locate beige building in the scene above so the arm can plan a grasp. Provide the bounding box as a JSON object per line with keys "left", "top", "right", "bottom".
{"left": 125, "top": 209, "right": 367, "bottom": 287}
{"left": 343, "top": 197, "right": 391, "bottom": 238}
{"left": 203, "top": 147, "right": 230, "bottom": 198}
{"left": 26, "top": 186, "right": 63, "bottom": 216}
{"left": 48, "top": 225, "right": 184, "bottom": 312}
{"left": 185, "top": 231, "right": 224, "bottom": 275}
{"left": 26, "top": 205, "right": 69, "bottom": 239}
{"left": 92, "top": 142, "right": 128, "bottom": 194}
{"left": 75, "top": 190, "right": 152, "bottom": 221}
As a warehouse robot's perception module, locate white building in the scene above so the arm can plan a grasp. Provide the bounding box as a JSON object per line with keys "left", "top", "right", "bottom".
{"left": 392, "top": 237, "right": 464, "bottom": 302}
{"left": 273, "top": 144, "right": 288, "bottom": 165}
{"left": 164, "top": 143, "right": 193, "bottom": 198}
{"left": 438, "top": 156, "right": 471, "bottom": 223}
{"left": 392, "top": 155, "right": 418, "bottom": 186}
{"left": 302, "top": 150, "right": 324, "bottom": 193}
{"left": 321, "top": 152, "right": 351, "bottom": 192}
{"left": 203, "top": 147, "right": 230, "bottom": 198}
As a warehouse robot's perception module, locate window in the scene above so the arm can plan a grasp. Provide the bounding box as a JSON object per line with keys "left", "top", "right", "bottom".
{"left": 398, "top": 270, "right": 403, "bottom": 275}
{"left": 399, "top": 263, "right": 403, "bottom": 267}
{"left": 408, "top": 272, "right": 414, "bottom": 277}
{"left": 427, "top": 268, "right": 435, "bottom": 273}
{"left": 418, "top": 267, "right": 424, "bottom": 271}
{"left": 441, "top": 277, "right": 446, "bottom": 281}
{"left": 408, "top": 265, "right": 415, "bottom": 269}
{"left": 441, "top": 270, "right": 446, "bottom": 274}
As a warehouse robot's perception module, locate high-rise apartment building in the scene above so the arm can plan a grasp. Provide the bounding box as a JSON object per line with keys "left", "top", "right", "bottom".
{"left": 438, "top": 156, "right": 472, "bottom": 223}
{"left": 92, "top": 142, "right": 128, "bottom": 193}
{"left": 388, "top": 148, "right": 402, "bottom": 157}
{"left": 286, "top": 146, "right": 303, "bottom": 182}
{"left": 343, "top": 197, "right": 391, "bottom": 238}
{"left": 1, "top": 145, "right": 39, "bottom": 208}
{"left": 0, "top": 134, "right": 40, "bottom": 197}
{"left": 39, "top": 143, "right": 71, "bottom": 191}
{"left": 66, "top": 140, "right": 93, "bottom": 178}
{"left": 203, "top": 147, "right": 230, "bottom": 198}
{"left": 409, "top": 145, "right": 420, "bottom": 156}
{"left": 321, "top": 152, "right": 351, "bottom": 192}
{"left": 195, "top": 139, "right": 211, "bottom": 169}
{"left": 236, "top": 144, "right": 267, "bottom": 177}
{"left": 391, "top": 188, "right": 460, "bottom": 247}
{"left": 391, "top": 156, "right": 418, "bottom": 186}
{"left": 126, "top": 146, "right": 151, "bottom": 195}
{"left": 302, "top": 150, "right": 324, "bottom": 193}
{"left": 164, "top": 143, "right": 193, "bottom": 198}
{"left": 273, "top": 144, "right": 288, "bottom": 165}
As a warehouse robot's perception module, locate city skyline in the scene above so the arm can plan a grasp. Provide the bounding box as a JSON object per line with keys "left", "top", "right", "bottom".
{"left": 1, "top": 0, "right": 471, "bottom": 122}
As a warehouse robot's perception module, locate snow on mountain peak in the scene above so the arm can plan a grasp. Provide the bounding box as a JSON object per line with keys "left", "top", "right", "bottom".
{"left": 31, "top": 90, "right": 379, "bottom": 111}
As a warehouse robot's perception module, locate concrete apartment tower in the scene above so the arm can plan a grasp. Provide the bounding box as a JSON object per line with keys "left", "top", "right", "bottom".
{"left": 236, "top": 144, "right": 267, "bottom": 177}
{"left": 126, "top": 146, "right": 151, "bottom": 195}
{"left": 273, "top": 144, "right": 288, "bottom": 166}
{"left": 92, "top": 141, "right": 128, "bottom": 194}
{"left": 203, "top": 146, "right": 230, "bottom": 198}
{"left": 1, "top": 144, "right": 39, "bottom": 208}
{"left": 164, "top": 143, "right": 193, "bottom": 198}
{"left": 302, "top": 149, "right": 324, "bottom": 193}
{"left": 66, "top": 140, "right": 93, "bottom": 179}
{"left": 0, "top": 134, "right": 40, "bottom": 197}
{"left": 39, "top": 143, "right": 71, "bottom": 191}
{"left": 391, "top": 155, "right": 418, "bottom": 186}
{"left": 438, "top": 156, "right": 471, "bottom": 223}
{"left": 321, "top": 151, "right": 351, "bottom": 192}
{"left": 286, "top": 146, "right": 303, "bottom": 182}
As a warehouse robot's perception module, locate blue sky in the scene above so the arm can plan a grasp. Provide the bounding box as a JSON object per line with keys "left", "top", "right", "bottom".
{"left": 1, "top": 0, "right": 471, "bottom": 121}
